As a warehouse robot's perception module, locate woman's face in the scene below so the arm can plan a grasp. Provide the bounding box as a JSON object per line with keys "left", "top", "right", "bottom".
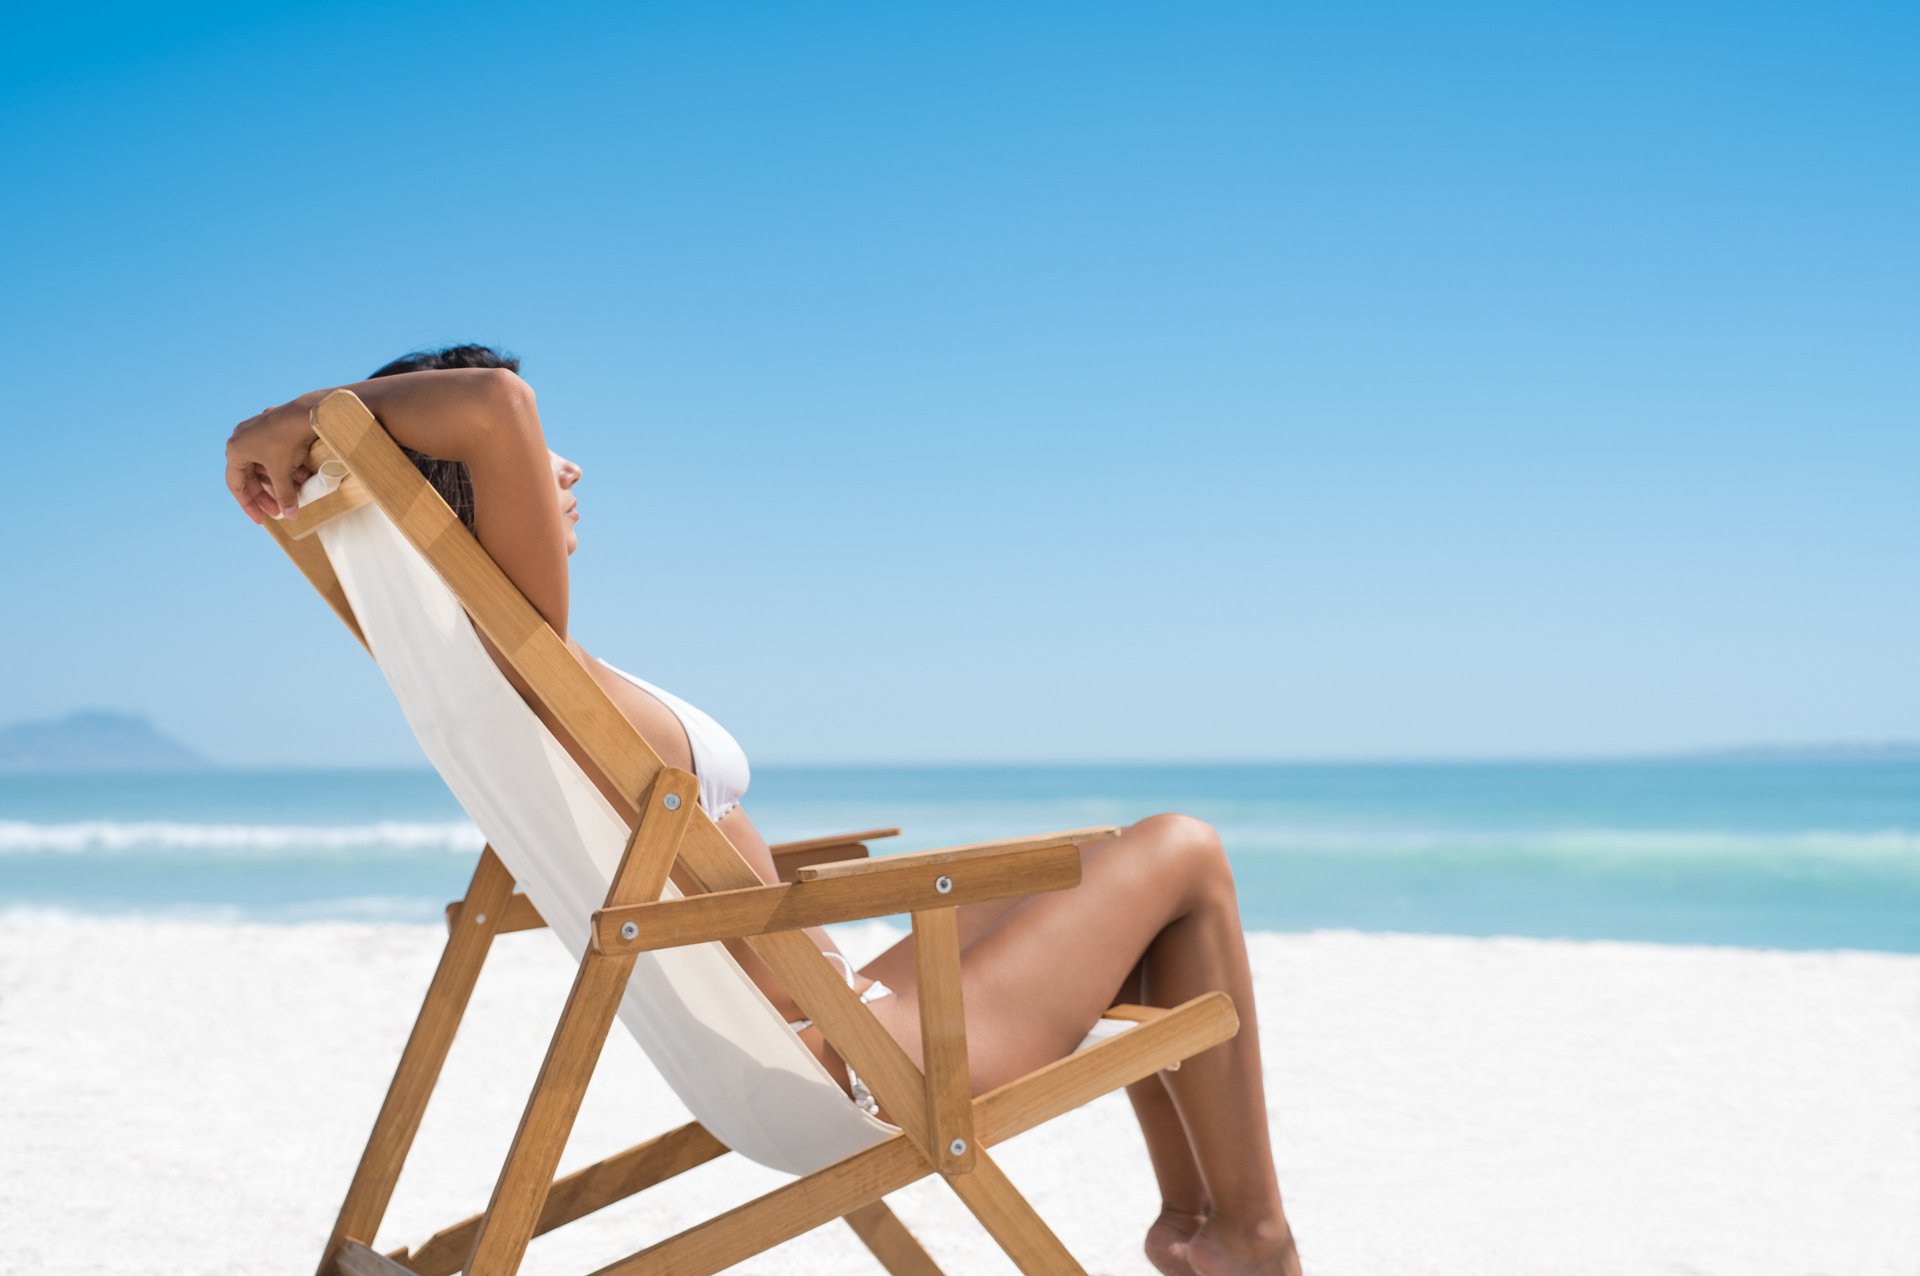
{"left": 550, "top": 450, "right": 583, "bottom": 555}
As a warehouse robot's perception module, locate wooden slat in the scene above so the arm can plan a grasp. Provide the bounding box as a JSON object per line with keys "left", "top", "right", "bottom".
{"left": 795, "top": 827, "right": 1119, "bottom": 882}
{"left": 462, "top": 770, "right": 697, "bottom": 1276}
{"left": 591, "top": 843, "right": 1080, "bottom": 954}
{"left": 280, "top": 473, "right": 373, "bottom": 540}
{"left": 767, "top": 826, "right": 899, "bottom": 879}
{"left": 944, "top": 1154, "right": 1084, "bottom": 1276}
{"left": 400, "top": 1122, "right": 727, "bottom": 1276}
{"left": 335, "top": 1241, "right": 415, "bottom": 1276}
{"left": 912, "top": 907, "right": 975, "bottom": 1175}
{"left": 443, "top": 891, "right": 545, "bottom": 935}
{"left": 767, "top": 842, "right": 868, "bottom": 883}
{"left": 590, "top": 1135, "right": 931, "bottom": 1276}
{"left": 842, "top": 1200, "right": 946, "bottom": 1276}
{"left": 314, "top": 848, "right": 516, "bottom": 1276}
{"left": 604, "top": 770, "right": 699, "bottom": 904}
{"left": 769, "top": 827, "right": 901, "bottom": 857}
{"left": 264, "top": 512, "right": 366, "bottom": 649}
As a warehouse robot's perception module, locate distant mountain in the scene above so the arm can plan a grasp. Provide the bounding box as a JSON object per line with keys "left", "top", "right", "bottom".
{"left": 0, "top": 710, "right": 207, "bottom": 772}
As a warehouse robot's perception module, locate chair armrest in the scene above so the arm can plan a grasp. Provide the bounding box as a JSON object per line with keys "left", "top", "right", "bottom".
{"left": 769, "top": 827, "right": 902, "bottom": 857}
{"left": 766, "top": 827, "right": 901, "bottom": 883}
{"left": 590, "top": 829, "right": 1094, "bottom": 954}
{"left": 794, "top": 825, "right": 1120, "bottom": 882}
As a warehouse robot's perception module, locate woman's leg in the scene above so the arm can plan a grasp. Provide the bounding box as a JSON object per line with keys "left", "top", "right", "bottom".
{"left": 1133, "top": 1075, "right": 1212, "bottom": 1275}
{"left": 864, "top": 813, "right": 1300, "bottom": 1276}
{"left": 1116, "top": 959, "right": 1215, "bottom": 1276}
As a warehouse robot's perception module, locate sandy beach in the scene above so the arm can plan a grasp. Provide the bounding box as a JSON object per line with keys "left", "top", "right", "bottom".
{"left": 2, "top": 915, "right": 1914, "bottom": 1275}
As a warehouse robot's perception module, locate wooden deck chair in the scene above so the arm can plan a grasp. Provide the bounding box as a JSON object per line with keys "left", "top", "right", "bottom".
{"left": 264, "top": 389, "right": 1240, "bottom": 1276}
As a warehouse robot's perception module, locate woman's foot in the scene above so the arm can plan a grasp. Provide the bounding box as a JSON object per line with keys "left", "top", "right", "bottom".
{"left": 1144, "top": 1206, "right": 1208, "bottom": 1276}
{"left": 1187, "top": 1211, "right": 1302, "bottom": 1276}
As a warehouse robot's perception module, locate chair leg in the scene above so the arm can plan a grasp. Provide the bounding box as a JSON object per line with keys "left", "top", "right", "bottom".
{"left": 463, "top": 770, "right": 696, "bottom": 1276}
{"left": 943, "top": 1156, "right": 1085, "bottom": 1276}
{"left": 462, "top": 946, "right": 645, "bottom": 1275}
{"left": 316, "top": 848, "right": 518, "bottom": 1276}
{"left": 843, "top": 1200, "right": 946, "bottom": 1276}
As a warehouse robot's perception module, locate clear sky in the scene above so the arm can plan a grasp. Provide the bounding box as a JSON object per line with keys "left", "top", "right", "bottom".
{"left": 0, "top": 1, "right": 1913, "bottom": 767}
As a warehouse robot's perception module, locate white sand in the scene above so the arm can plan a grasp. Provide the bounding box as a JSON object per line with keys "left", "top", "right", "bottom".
{"left": 2, "top": 915, "right": 1915, "bottom": 1275}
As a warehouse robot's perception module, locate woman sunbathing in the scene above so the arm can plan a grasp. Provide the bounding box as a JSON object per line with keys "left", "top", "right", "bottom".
{"left": 224, "top": 345, "right": 1303, "bottom": 1276}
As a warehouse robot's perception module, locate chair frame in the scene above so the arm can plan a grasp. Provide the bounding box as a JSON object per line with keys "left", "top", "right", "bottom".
{"left": 269, "top": 390, "right": 1239, "bottom": 1276}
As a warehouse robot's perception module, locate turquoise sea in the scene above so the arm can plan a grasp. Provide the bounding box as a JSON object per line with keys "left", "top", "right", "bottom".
{"left": 1, "top": 760, "right": 1915, "bottom": 953}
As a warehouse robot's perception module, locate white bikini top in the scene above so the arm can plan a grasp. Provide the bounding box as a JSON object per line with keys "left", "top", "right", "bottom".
{"left": 598, "top": 662, "right": 752, "bottom": 820}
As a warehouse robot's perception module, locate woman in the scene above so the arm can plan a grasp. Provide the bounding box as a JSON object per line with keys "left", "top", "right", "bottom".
{"left": 225, "top": 345, "right": 1303, "bottom": 1276}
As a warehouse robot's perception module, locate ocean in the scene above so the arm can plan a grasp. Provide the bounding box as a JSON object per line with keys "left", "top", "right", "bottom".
{"left": 1, "top": 760, "right": 1915, "bottom": 953}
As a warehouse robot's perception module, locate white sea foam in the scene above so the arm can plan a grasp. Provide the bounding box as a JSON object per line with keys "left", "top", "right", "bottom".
{"left": 0, "top": 818, "right": 484, "bottom": 855}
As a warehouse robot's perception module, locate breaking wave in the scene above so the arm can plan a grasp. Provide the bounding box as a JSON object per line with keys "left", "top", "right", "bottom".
{"left": 0, "top": 819, "right": 484, "bottom": 856}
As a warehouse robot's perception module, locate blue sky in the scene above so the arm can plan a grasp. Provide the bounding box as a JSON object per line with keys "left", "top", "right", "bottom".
{"left": 0, "top": 1, "right": 1913, "bottom": 766}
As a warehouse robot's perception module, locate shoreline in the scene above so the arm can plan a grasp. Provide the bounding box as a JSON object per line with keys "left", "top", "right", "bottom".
{"left": 3, "top": 919, "right": 1915, "bottom": 1273}
{"left": 5, "top": 905, "right": 1916, "bottom": 959}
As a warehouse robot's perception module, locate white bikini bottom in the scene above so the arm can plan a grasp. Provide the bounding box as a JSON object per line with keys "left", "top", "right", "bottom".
{"left": 787, "top": 951, "right": 894, "bottom": 1116}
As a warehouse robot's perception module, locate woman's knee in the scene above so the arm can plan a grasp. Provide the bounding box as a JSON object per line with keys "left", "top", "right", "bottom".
{"left": 1132, "top": 812, "right": 1233, "bottom": 897}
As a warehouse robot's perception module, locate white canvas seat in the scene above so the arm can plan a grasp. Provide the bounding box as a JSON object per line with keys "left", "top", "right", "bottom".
{"left": 311, "top": 469, "right": 896, "bottom": 1175}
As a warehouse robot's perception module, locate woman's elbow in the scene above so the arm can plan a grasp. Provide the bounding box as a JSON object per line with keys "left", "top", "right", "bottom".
{"left": 478, "top": 365, "right": 536, "bottom": 416}
{"left": 471, "top": 366, "right": 541, "bottom": 445}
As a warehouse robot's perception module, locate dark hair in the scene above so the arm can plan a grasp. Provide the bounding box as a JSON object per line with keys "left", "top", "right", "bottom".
{"left": 368, "top": 343, "right": 522, "bottom": 529}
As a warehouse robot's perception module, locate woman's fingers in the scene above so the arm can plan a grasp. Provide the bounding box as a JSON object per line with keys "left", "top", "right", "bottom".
{"left": 225, "top": 402, "right": 319, "bottom": 522}
{"left": 266, "top": 461, "right": 303, "bottom": 518}
{"left": 226, "top": 458, "right": 271, "bottom": 524}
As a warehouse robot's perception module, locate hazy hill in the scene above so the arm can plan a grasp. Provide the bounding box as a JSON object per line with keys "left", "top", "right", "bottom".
{"left": 0, "top": 711, "right": 206, "bottom": 772}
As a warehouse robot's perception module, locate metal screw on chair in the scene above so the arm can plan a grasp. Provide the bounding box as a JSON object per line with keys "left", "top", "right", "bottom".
{"left": 948, "top": 1138, "right": 967, "bottom": 1157}
{"left": 620, "top": 921, "right": 639, "bottom": 941}
{"left": 475, "top": 913, "right": 487, "bottom": 925}
{"left": 663, "top": 792, "right": 682, "bottom": 811}
{"left": 934, "top": 875, "right": 953, "bottom": 895}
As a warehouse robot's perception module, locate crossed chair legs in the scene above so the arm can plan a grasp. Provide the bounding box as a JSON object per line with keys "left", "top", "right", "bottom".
{"left": 315, "top": 785, "right": 1239, "bottom": 1276}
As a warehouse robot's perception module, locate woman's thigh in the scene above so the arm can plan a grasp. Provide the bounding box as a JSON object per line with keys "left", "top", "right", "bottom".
{"left": 855, "top": 831, "right": 1122, "bottom": 989}
{"left": 864, "top": 814, "right": 1216, "bottom": 1094}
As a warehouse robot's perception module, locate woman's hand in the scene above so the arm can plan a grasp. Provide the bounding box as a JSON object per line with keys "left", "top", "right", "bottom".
{"left": 225, "top": 393, "right": 325, "bottom": 524}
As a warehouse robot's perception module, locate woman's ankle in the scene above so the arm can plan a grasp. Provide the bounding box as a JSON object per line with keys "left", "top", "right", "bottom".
{"left": 1194, "top": 1204, "right": 1296, "bottom": 1254}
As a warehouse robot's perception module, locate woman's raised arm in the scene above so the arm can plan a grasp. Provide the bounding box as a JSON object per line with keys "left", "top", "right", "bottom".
{"left": 224, "top": 366, "right": 570, "bottom": 635}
